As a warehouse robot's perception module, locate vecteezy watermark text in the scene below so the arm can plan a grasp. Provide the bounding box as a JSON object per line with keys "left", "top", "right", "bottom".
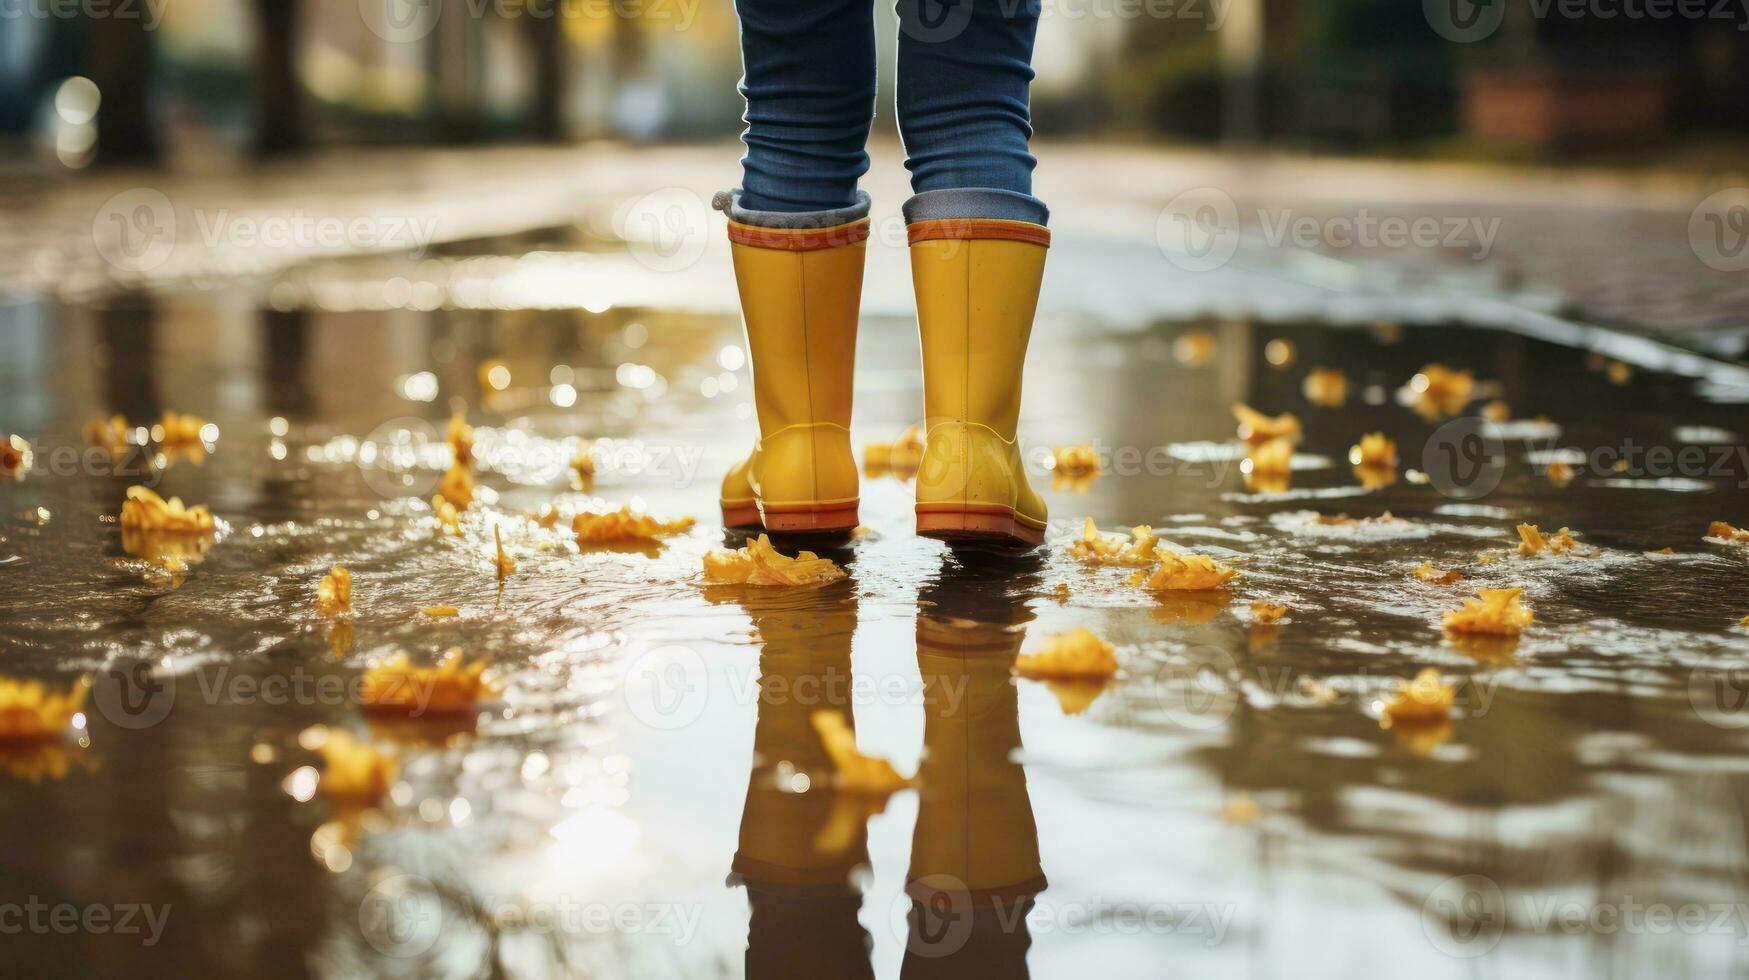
{"left": 0, "top": 897, "right": 171, "bottom": 947}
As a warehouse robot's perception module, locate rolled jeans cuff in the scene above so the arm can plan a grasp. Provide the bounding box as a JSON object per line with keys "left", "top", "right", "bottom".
{"left": 713, "top": 189, "right": 871, "bottom": 229}
{"left": 901, "top": 188, "right": 1049, "bottom": 226}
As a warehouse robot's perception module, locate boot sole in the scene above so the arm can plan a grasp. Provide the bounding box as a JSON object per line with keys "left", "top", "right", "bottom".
{"left": 758, "top": 500, "right": 859, "bottom": 536}
{"left": 916, "top": 503, "right": 1046, "bottom": 554}
{"left": 721, "top": 500, "right": 762, "bottom": 531}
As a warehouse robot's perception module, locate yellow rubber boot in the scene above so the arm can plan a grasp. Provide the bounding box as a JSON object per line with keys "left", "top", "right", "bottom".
{"left": 718, "top": 216, "right": 867, "bottom": 536}
{"left": 909, "top": 219, "right": 1050, "bottom": 551}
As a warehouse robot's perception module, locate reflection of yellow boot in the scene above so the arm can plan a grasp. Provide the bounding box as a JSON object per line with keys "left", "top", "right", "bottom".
{"left": 719, "top": 214, "right": 867, "bottom": 536}
{"left": 909, "top": 220, "right": 1050, "bottom": 551}
{"left": 910, "top": 614, "right": 1045, "bottom": 906}
{"left": 714, "top": 586, "right": 868, "bottom": 890}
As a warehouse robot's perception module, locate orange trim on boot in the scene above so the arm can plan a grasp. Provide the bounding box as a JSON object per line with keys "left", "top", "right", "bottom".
{"left": 728, "top": 218, "right": 871, "bottom": 251}
{"left": 906, "top": 218, "right": 1051, "bottom": 248}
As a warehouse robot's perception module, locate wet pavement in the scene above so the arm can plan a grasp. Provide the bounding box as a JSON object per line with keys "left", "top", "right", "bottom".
{"left": 2, "top": 214, "right": 1749, "bottom": 979}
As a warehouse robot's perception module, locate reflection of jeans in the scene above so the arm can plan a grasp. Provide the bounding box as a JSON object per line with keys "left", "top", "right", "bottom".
{"left": 733, "top": 0, "right": 1046, "bottom": 223}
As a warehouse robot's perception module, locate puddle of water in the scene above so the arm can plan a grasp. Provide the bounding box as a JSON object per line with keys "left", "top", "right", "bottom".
{"left": 1, "top": 251, "right": 1748, "bottom": 978}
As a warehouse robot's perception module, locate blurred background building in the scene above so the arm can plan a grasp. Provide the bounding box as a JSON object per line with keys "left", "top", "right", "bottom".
{"left": 2, "top": 0, "right": 1748, "bottom": 175}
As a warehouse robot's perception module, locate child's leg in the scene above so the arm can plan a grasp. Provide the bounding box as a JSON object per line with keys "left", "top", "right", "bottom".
{"left": 895, "top": 0, "right": 1051, "bottom": 553}
{"left": 894, "top": 0, "right": 1047, "bottom": 223}
{"left": 735, "top": 0, "right": 878, "bottom": 213}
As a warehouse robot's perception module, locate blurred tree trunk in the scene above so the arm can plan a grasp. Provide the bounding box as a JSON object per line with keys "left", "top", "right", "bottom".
{"left": 251, "top": 0, "right": 308, "bottom": 158}
{"left": 87, "top": 15, "right": 159, "bottom": 166}
{"left": 522, "top": 12, "right": 566, "bottom": 141}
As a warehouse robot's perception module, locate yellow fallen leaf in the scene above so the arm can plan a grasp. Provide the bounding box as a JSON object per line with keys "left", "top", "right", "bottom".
{"left": 419, "top": 605, "right": 459, "bottom": 617}
{"left": 1407, "top": 364, "right": 1475, "bottom": 419}
{"left": 1173, "top": 330, "right": 1215, "bottom": 368}
{"left": 1050, "top": 582, "right": 1072, "bottom": 604}
{"left": 1233, "top": 404, "right": 1301, "bottom": 446}
{"left": 702, "top": 534, "right": 847, "bottom": 587}
{"left": 310, "top": 728, "right": 396, "bottom": 804}
{"left": 1516, "top": 523, "right": 1582, "bottom": 557}
{"left": 1354, "top": 463, "right": 1397, "bottom": 490}
{"left": 1250, "top": 602, "right": 1287, "bottom": 624}
{"left": 0, "top": 676, "right": 88, "bottom": 743}
{"left": 493, "top": 525, "right": 515, "bottom": 581}
{"left": 810, "top": 710, "right": 910, "bottom": 794}
{"left": 571, "top": 506, "right": 695, "bottom": 543}
{"left": 1065, "top": 518, "right": 1159, "bottom": 567}
{"left": 1443, "top": 587, "right": 1533, "bottom": 636}
{"left": 1298, "top": 675, "right": 1338, "bottom": 706}
{"left": 1348, "top": 432, "right": 1398, "bottom": 468}
{"left": 436, "top": 462, "right": 473, "bottom": 509}
{"left": 431, "top": 495, "right": 461, "bottom": 534}
{"left": 1221, "top": 794, "right": 1261, "bottom": 824}
{"left": 1131, "top": 551, "right": 1239, "bottom": 592}
{"left": 1481, "top": 400, "right": 1510, "bottom": 423}
{"left": 1302, "top": 367, "right": 1348, "bottom": 407}
{"left": 1015, "top": 628, "right": 1118, "bottom": 680}
{"left": 316, "top": 566, "right": 352, "bottom": 616}
{"left": 1606, "top": 361, "right": 1633, "bottom": 385}
{"left": 571, "top": 441, "right": 595, "bottom": 484}
{"left": 891, "top": 424, "right": 924, "bottom": 477}
{"left": 359, "top": 649, "right": 498, "bottom": 715}
{"left": 1380, "top": 668, "right": 1455, "bottom": 727}
{"left": 86, "top": 414, "right": 131, "bottom": 452}
{"left": 447, "top": 412, "right": 474, "bottom": 466}
{"left": 1052, "top": 444, "right": 1100, "bottom": 477}
{"left": 1707, "top": 521, "right": 1749, "bottom": 544}
{"left": 119, "top": 485, "right": 216, "bottom": 533}
{"left": 156, "top": 410, "right": 208, "bottom": 446}
{"left": 1547, "top": 460, "right": 1575, "bottom": 486}
{"left": 1413, "top": 561, "right": 1464, "bottom": 585}
{"left": 1244, "top": 437, "right": 1294, "bottom": 476}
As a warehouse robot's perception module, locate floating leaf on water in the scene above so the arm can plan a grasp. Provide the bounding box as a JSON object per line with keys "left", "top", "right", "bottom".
{"left": 1065, "top": 518, "right": 1159, "bottom": 567}
{"left": 1233, "top": 404, "right": 1301, "bottom": 446}
{"left": 120, "top": 486, "right": 216, "bottom": 533}
{"left": 1443, "top": 587, "right": 1533, "bottom": 636}
{"left": 572, "top": 506, "right": 694, "bottom": 543}
{"left": 1380, "top": 668, "right": 1455, "bottom": 727}
{"left": 0, "top": 676, "right": 88, "bottom": 743}
{"left": 1516, "top": 523, "right": 1583, "bottom": 557}
{"left": 1706, "top": 521, "right": 1749, "bottom": 545}
{"left": 702, "top": 534, "right": 846, "bottom": 588}
{"left": 1302, "top": 368, "right": 1348, "bottom": 407}
{"left": 1250, "top": 602, "right": 1287, "bottom": 625}
{"left": 156, "top": 410, "right": 208, "bottom": 447}
{"left": 1173, "top": 330, "right": 1215, "bottom": 367}
{"left": 571, "top": 441, "right": 595, "bottom": 485}
{"left": 1413, "top": 561, "right": 1464, "bottom": 585}
{"left": 1244, "top": 437, "right": 1294, "bottom": 477}
{"left": 1547, "top": 460, "right": 1575, "bottom": 486}
{"left": 1050, "top": 582, "right": 1072, "bottom": 604}
{"left": 1405, "top": 364, "right": 1475, "bottom": 420}
{"left": 311, "top": 728, "right": 396, "bottom": 805}
{"left": 1052, "top": 444, "right": 1100, "bottom": 477}
{"left": 436, "top": 462, "right": 474, "bottom": 508}
{"left": 1015, "top": 627, "right": 1118, "bottom": 680}
{"left": 810, "top": 710, "right": 910, "bottom": 794}
{"left": 1130, "top": 551, "right": 1239, "bottom": 592}
{"left": 1221, "top": 794, "right": 1261, "bottom": 823}
{"left": 493, "top": 525, "right": 515, "bottom": 581}
{"left": 315, "top": 566, "right": 353, "bottom": 616}
{"left": 86, "top": 414, "right": 132, "bottom": 452}
{"left": 1481, "top": 400, "right": 1510, "bottom": 423}
{"left": 447, "top": 412, "right": 474, "bottom": 466}
{"left": 359, "top": 649, "right": 498, "bottom": 716}
{"left": 1348, "top": 433, "right": 1398, "bottom": 469}
{"left": 431, "top": 495, "right": 462, "bottom": 534}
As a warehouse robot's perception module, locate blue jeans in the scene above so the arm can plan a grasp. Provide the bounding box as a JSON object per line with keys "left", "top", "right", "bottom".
{"left": 731, "top": 0, "right": 1047, "bottom": 226}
